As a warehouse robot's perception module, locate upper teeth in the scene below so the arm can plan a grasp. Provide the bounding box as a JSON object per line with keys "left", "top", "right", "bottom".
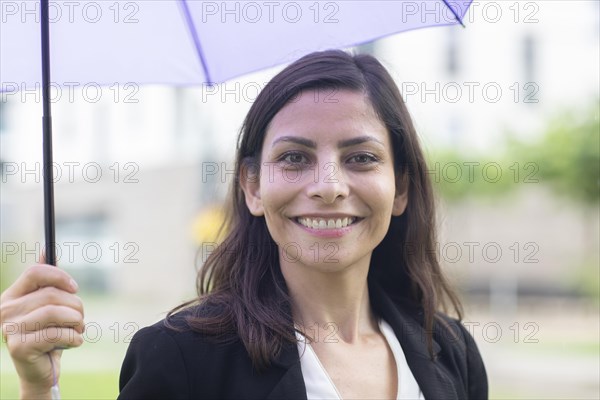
{"left": 297, "top": 217, "right": 355, "bottom": 229}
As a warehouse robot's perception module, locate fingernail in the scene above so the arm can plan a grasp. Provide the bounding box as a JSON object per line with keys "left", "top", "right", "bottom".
{"left": 70, "top": 279, "right": 79, "bottom": 291}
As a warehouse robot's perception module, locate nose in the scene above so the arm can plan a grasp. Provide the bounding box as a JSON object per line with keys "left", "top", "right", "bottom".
{"left": 306, "top": 161, "right": 349, "bottom": 204}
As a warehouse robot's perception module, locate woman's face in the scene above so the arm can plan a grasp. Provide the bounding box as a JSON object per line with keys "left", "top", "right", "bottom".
{"left": 241, "top": 89, "right": 407, "bottom": 273}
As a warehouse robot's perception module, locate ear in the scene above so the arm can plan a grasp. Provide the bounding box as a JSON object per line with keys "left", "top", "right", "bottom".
{"left": 239, "top": 161, "right": 264, "bottom": 216}
{"left": 392, "top": 172, "right": 408, "bottom": 216}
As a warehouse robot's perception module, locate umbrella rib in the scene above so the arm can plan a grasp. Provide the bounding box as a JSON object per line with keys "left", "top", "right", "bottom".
{"left": 442, "top": 0, "right": 466, "bottom": 28}
{"left": 178, "top": 0, "right": 212, "bottom": 83}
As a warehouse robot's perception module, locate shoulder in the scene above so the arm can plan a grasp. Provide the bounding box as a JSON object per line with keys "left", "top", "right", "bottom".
{"left": 433, "top": 312, "right": 481, "bottom": 356}
{"left": 119, "top": 304, "right": 301, "bottom": 399}
{"left": 129, "top": 304, "right": 237, "bottom": 348}
{"left": 370, "top": 283, "right": 488, "bottom": 399}
{"left": 118, "top": 312, "right": 193, "bottom": 399}
{"left": 125, "top": 303, "right": 246, "bottom": 362}
{"left": 118, "top": 305, "right": 250, "bottom": 399}
{"left": 433, "top": 313, "right": 489, "bottom": 399}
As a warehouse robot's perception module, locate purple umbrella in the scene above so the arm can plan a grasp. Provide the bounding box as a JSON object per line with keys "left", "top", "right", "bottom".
{"left": 0, "top": 0, "right": 472, "bottom": 265}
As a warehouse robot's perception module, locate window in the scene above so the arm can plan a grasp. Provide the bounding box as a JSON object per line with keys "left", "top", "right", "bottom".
{"left": 56, "top": 213, "right": 115, "bottom": 293}
{"left": 446, "top": 29, "right": 459, "bottom": 76}
{"left": 523, "top": 34, "right": 536, "bottom": 84}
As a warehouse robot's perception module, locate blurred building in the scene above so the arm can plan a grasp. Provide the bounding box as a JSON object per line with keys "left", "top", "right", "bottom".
{"left": 1, "top": 1, "right": 598, "bottom": 306}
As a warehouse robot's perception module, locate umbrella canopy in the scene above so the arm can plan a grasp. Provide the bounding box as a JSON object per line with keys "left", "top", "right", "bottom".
{"left": 1, "top": 0, "right": 472, "bottom": 89}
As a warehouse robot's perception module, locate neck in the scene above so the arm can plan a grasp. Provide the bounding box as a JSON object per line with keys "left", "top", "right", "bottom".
{"left": 281, "top": 257, "right": 378, "bottom": 343}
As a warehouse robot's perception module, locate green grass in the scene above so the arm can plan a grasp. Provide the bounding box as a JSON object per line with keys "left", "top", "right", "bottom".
{"left": 0, "top": 371, "right": 119, "bottom": 400}
{"left": 519, "top": 340, "right": 600, "bottom": 357}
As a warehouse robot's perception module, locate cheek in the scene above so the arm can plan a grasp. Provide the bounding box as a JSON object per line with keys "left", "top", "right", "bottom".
{"left": 259, "top": 174, "right": 295, "bottom": 216}
{"left": 358, "top": 173, "right": 397, "bottom": 207}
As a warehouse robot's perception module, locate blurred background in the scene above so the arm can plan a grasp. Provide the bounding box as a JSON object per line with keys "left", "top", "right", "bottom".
{"left": 1, "top": 1, "right": 598, "bottom": 398}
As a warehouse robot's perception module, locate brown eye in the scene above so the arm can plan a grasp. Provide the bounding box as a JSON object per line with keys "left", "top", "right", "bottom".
{"left": 280, "top": 152, "right": 310, "bottom": 165}
{"left": 348, "top": 153, "right": 378, "bottom": 164}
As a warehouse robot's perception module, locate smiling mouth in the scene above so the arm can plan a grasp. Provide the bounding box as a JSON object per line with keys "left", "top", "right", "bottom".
{"left": 295, "top": 217, "right": 359, "bottom": 230}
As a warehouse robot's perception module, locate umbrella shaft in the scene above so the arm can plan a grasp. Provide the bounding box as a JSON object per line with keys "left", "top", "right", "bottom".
{"left": 43, "top": 114, "right": 56, "bottom": 266}
{"left": 41, "top": 0, "right": 56, "bottom": 266}
{"left": 41, "top": 0, "right": 51, "bottom": 116}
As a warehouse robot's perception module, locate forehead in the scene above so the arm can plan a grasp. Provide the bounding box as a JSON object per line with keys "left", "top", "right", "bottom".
{"left": 264, "top": 89, "right": 389, "bottom": 148}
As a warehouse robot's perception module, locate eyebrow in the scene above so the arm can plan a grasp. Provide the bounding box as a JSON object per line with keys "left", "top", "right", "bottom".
{"left": 338, "top": 136, "right": 385, "bottom": 148}
{"left": 271, "top": 135, "right": 385, "bottom": 149}
{"left": 272, "top": 136, "right": 316, "bottom": 148}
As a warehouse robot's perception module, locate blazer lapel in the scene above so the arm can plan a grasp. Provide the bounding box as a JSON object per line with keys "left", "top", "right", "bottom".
{"left": 368, "top": 279, "right": 459, "bottom": 400}
{"left": 266, "top": 341, "right": 308, "bottom": 400}
{"left": 263, "top": 280, "right": 459, "bottom": 400}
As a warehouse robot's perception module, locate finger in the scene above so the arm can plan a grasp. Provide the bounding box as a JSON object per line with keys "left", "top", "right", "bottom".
{"left": 1, "top": 265, "right": 78, "bottom": 301}
{"left": 7, "top": 327, "right": 84, "bottom": 360}
{"left": 7, "top": 305, "right": 85, "bottom": 335}
{"left": 1, "top": 287, "right": 84, "bottom": 323}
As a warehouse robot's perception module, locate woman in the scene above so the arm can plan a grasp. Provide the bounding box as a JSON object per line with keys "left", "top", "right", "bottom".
{"left": 1, "top": 50, "right": 487, "bottom": 399}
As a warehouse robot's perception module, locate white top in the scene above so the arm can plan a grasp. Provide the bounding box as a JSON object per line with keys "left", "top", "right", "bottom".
{"left": 295, "top": 319, "right": 425, "bottom": 400}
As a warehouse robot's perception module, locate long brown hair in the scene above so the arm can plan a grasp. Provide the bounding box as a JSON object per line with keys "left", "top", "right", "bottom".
{"left": 168, "top": 50, "right": 462, "bottom": 370}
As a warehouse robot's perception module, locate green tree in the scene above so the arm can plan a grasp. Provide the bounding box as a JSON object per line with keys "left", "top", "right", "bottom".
{"left": 426, "top": 149, "right": 517, "bottom": 202}
{"left": 506, "top": 105, "right": 599, "bottom": 204}
{"left": 506, "top": 105, "right": 600, "bottom": 300}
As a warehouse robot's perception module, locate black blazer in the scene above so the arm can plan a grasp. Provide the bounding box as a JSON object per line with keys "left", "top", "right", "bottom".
{"left": 118, "top": 280, "right": 488, "bottom": 399}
